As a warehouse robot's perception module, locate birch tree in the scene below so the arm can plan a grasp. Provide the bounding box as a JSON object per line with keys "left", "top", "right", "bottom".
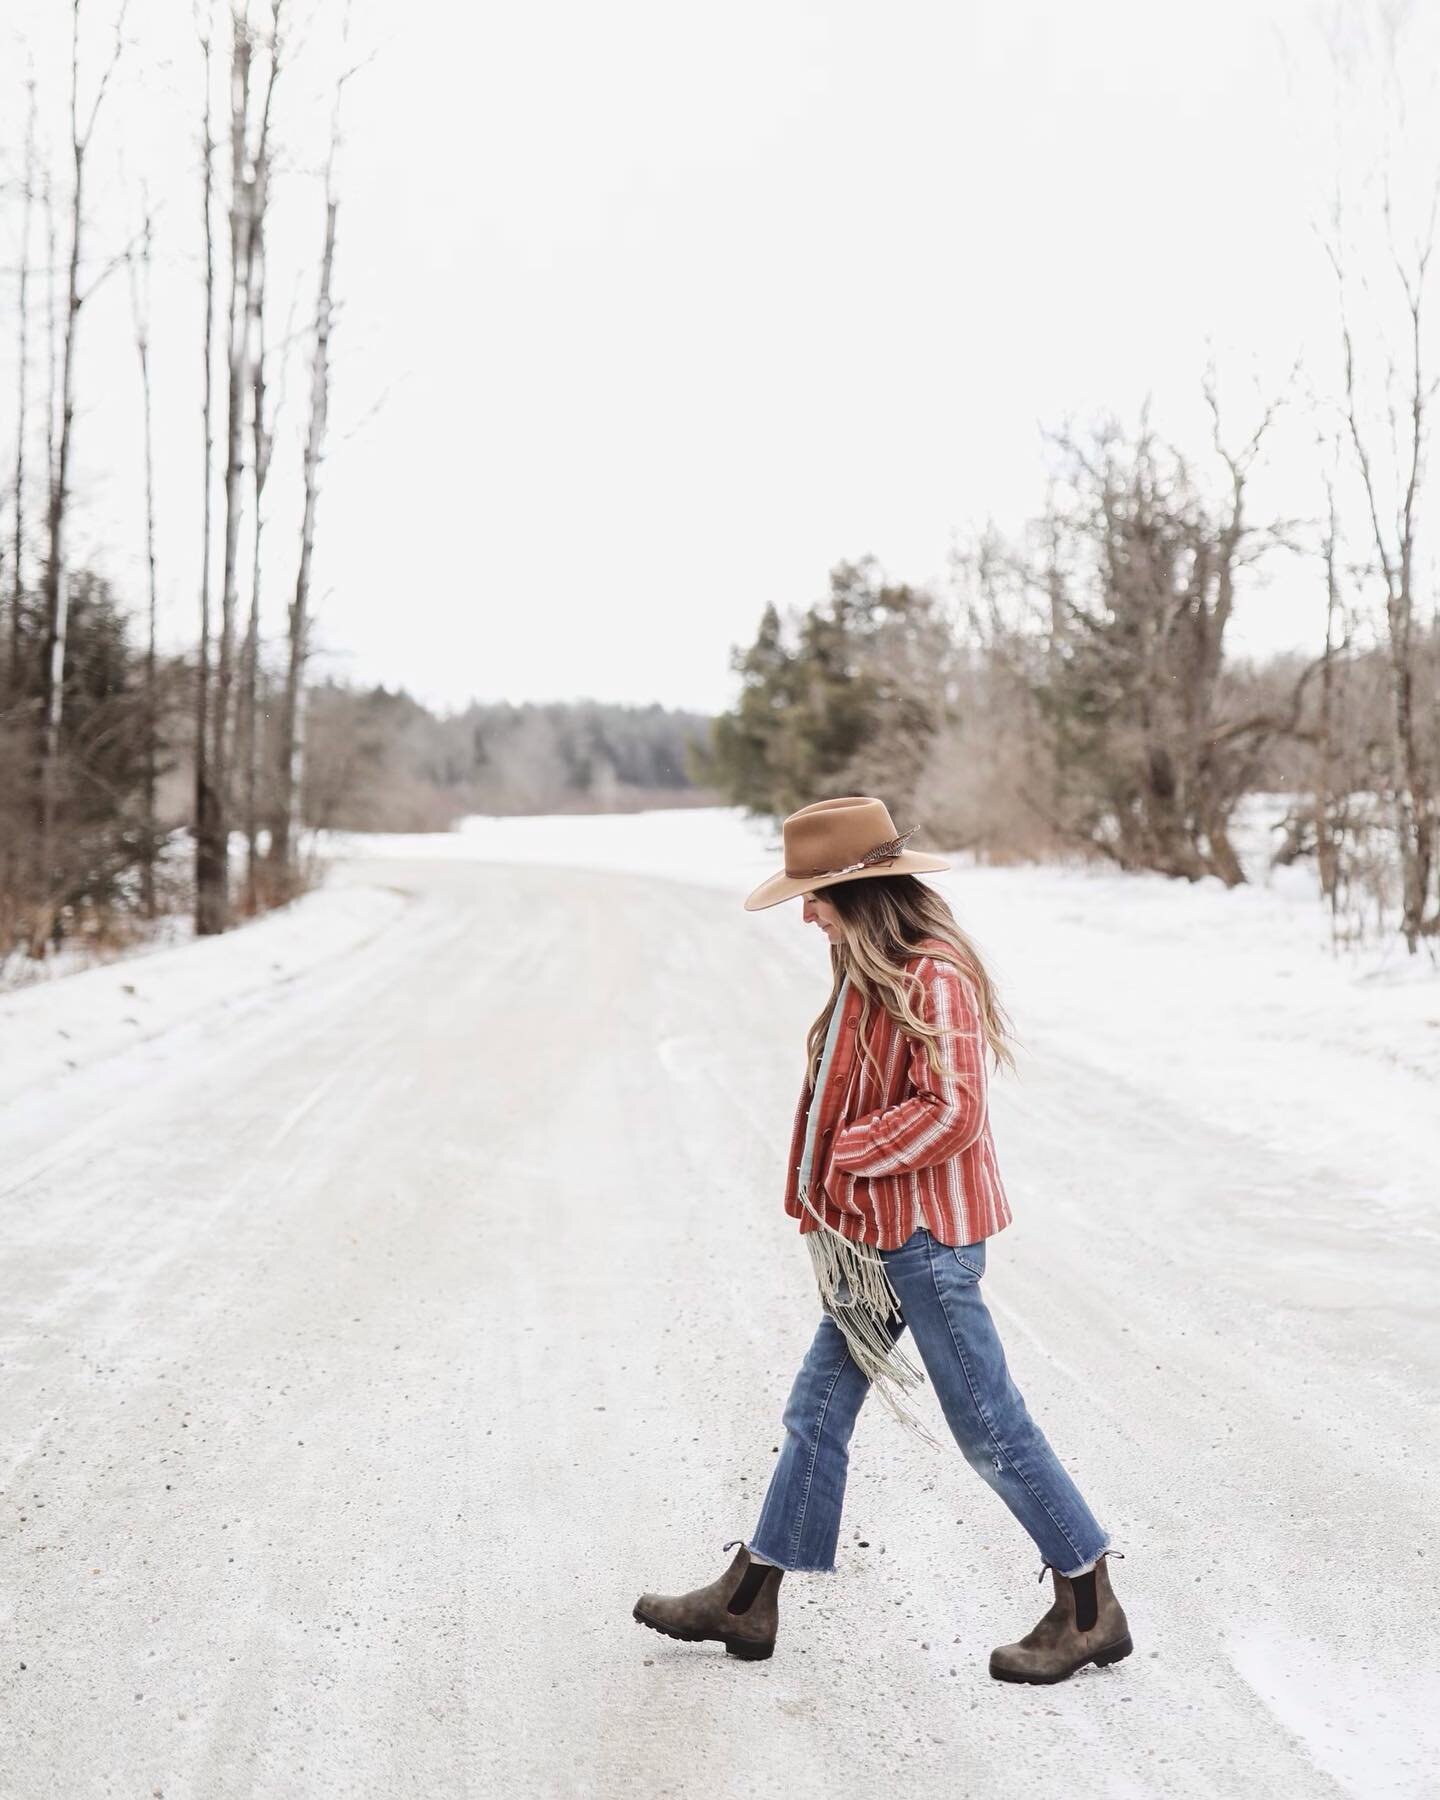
{"left": 237, "top": 274, "right": 271, "bottom": 916}
{"left": 1313, "top": 455, "right": 1349, "bottom": 921}
{"left": 194, "top": 6, "right": 220, "bottom": 932}
{"left": 38, "top": 0, "right": 129, "bottom": 934}
{"left": 238, "top": 4, "right": 284, "bottom": 915}
{"left": 270, "top": 31, "right": 346, "bottom": 887}
{"left": 196, "top": 0, "right": 281, "bottom": 934}
{"left": 126, "top": 200, "right": 160, "bottom": 917}
{"left": 195, "top": 3, "right": 253, "bottom": 933}
{"left": 9, "top": 77, "right": 38, "bottom": 693}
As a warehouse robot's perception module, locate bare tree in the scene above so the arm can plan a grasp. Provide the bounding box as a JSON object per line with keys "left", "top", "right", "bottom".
{"left": 965, "top": 393, "right": 1303, "bottom": 886}
{"left": 941, "top": 525, "right": 1078, "bottom": 862}
{"left": 1190, "top": 372, "right": 1301, "bottom": 885}
{"left": 43, "top": 164, "right": 57, "bottom": 575}
{"left": 196, "top": 0, "right": 283, "bottom": 934}
{"left": 194, "top": 4, "right": 221, "bottom": 934}
{"left": 195, "top": 2, "right": 255, "bottom": 934}
{"left": 237, "top": 285, "right": 269, "bottom": 915}
{"left": 10, "top": 76, "right": 39, "bottom": 693}
{"left": 1314, "top": 455, "right": 1346, "bottom": 918}
{"left": 238, "top": 2, "right": 285, "bottom": 915}
{"left": 1329, "top": 193, "right": 1440, "bottom": 949}
{"left": 270, "top": 23, "right": 347, "bottom": 886}
{"left": 37, "top": 0, "right": 130, "bottom": 935}
{"left": 126, "top": 199, "right": 160, "bottom": 917}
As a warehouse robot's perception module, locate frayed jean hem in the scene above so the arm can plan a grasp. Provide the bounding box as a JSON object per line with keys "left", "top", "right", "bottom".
{"left": 1052, "top": 1534, "right": 1113, "bottom": 1580}
{"left": 726, "top": 1537, "right": 829, "bottom": 1575}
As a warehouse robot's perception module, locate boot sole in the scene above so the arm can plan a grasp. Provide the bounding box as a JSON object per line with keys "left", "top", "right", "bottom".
{"left": 632, "top": 1604, "right": 775, "bottom": 1661}
{"left": 989, "top": 1631, "right": 1134, "bottom": 1684}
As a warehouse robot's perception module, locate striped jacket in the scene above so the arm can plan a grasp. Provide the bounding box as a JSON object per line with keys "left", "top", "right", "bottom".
{"left": 782, "top": 939, "right": 1013, "bottom": 1251}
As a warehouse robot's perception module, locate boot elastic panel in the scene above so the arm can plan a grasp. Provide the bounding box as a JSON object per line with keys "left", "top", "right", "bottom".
{"left": 726, "top": 1561, "right": 774, "bottom": 1616}
{"left": 1071, "top": 1569, "right": 1098, "bottom": 1632}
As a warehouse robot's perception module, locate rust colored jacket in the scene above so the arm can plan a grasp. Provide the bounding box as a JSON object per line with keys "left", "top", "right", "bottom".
{"left": 782, "top": 940, "right": 1013, "bottom": 1251}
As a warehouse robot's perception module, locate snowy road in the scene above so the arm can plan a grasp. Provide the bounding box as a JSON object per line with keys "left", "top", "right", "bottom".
{"left": 2, "top": 838, "right": 1437, "bottom": 1799}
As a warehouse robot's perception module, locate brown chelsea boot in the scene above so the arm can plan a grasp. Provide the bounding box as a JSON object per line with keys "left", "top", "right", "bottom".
{"left": 632, "top": 1543, "right": 782, "bottom": 1661}
{"left": 989, "top": 1550, "right": 1132, "bottom": 1684}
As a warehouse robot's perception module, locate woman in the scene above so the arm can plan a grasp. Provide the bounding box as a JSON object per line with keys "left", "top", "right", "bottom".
{"left": 632, "top": 796, "right": 1131, "bottom": 1683}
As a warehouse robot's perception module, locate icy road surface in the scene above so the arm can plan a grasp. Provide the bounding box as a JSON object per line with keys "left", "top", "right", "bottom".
{"left": 2, "top": 820, "right": 1437, "bottom": 1799}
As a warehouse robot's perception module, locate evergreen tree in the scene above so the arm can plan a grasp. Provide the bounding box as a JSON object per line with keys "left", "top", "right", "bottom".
{"left": 701, "top": 560, "right": 953, "bottom": 820}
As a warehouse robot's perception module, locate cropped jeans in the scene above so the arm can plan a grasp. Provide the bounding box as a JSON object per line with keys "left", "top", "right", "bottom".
{"left": 739, "top": 1226, "right": 1111, "bottom": 1579}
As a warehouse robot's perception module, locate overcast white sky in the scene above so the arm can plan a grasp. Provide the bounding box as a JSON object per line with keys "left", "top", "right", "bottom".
{"left": 2, "top": 0, "right": 1438, "bottom": 716}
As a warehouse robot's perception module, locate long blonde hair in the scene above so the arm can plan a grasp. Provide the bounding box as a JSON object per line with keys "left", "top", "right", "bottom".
{"left": 804, "top": 874, "right": 1018, "bottom": 1090}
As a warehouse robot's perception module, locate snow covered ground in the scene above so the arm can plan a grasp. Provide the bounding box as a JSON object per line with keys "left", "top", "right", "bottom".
{"left": 2, "top": 807, "right": 1436, "bottom": 1798}
{"left": 0, "top": 881, "right": 409, "bottom": 1110}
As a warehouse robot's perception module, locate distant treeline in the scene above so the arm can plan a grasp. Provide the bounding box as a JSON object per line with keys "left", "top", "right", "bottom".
{"left": 0, "top": 572, "right": 717, "bottom": 967}
{"left": 304, "top": 685, "right": 718, "bottom": 830}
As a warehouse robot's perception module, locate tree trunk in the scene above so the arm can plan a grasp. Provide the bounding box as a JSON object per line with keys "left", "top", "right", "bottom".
{"left": 239, "top": 10, "right": 280, "bottom": 916}
{"left": 33, "top": 1, "right": 128, "bottom": 955}
{"left": 43, "top": 168, "right": 57, "bottom": 567}
{"left": 1335, "top": 232, "right": 1440, "bottom": 950}
{"left": 1385, "top": 594, "right": 1434, "bottom": 946}
{"left": 38, "top": 11, "right": 91, "bottom": 940}
{"left": 271, "top": 118, "right": 339, "bottom": 885}
{"left": 1315, "top": 473, "right": 1342, "bottom": 918}
{"left": 195, "top": 19, "right": 222, "bottom": 936}
{"left": 238, "top": 312, "right": 265, "bottom": 915}
{"left": 10, "top": 79, "right": 37, "bottom": 695}
{"left": 126, "top": 204, "right": 161, "bottom": 918}
{"left": 198, "top": 4, "right": 255, "bottom": 936}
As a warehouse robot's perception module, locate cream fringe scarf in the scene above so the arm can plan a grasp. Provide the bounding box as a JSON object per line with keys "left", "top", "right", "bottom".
{"left": 796, "top": 1178, "right": 942, "bottom": 1450}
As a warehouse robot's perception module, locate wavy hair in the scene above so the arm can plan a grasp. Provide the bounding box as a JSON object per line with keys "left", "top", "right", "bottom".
{"left": 803, "top": 874, "right": 1018, "bottom": 1089}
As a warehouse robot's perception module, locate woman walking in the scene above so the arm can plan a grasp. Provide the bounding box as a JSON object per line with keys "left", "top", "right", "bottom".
{"left": 632, "top": 796, "right": 1132, "bottom": 1683}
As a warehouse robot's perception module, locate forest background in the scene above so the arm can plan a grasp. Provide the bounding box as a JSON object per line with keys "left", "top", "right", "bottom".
{"left": 2, "top": 0, "right": 1438, "bottom": 976}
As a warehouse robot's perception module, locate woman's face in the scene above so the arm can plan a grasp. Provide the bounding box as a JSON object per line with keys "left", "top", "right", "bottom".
{"left": 801, "top": 890, "right": 842, "bottom": 944}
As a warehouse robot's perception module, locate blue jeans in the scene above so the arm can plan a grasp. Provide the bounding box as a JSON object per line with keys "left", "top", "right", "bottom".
{"left": 743, "top": 1227, "right": 1111, "bottom": 1579}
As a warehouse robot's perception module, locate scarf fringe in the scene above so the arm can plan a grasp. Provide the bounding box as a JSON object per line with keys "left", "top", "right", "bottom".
{"left": 797, "top": 1183, "right": 942, "bottom": 1450}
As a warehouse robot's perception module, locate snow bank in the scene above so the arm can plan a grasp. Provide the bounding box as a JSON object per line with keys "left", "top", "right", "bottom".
{"left": 316, "top": 807, "right": 781, "bottom": 890}
{"left": 0, "top": 879, "right": 410, "bottom": 1109}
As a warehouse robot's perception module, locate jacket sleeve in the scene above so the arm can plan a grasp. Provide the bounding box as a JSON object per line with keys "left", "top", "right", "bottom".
{"left": 827, "top": 959, "right": 988, "bottom": 1177}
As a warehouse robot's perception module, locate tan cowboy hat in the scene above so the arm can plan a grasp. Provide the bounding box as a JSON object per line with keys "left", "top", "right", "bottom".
{"left": 743, "top": 795, "right": 951, "bottom": 912}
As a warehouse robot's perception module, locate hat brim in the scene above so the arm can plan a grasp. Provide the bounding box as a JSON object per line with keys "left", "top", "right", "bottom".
{"left": 743, "top": 851, "right": 952, "bottom": 912}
